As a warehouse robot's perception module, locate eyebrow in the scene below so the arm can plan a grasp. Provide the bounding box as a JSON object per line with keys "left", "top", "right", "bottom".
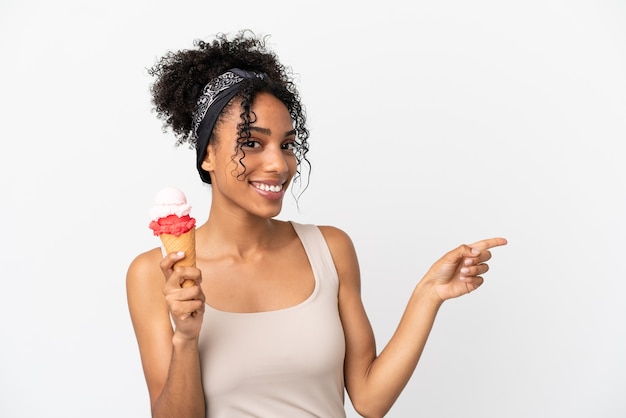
{"left": 249, "top": 126, "right": 296, "bottom": 137}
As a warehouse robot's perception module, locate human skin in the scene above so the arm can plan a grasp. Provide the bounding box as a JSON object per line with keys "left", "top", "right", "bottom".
{"left": 126, "top": 92, "right": 507, "bottom": 418}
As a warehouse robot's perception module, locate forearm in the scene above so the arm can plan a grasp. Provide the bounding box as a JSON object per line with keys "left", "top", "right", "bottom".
{"left": 355, "top": 282, "right": 442, "bottom": 417}
{"left": 152, "top": 335, "right": 205, "bottom": 418}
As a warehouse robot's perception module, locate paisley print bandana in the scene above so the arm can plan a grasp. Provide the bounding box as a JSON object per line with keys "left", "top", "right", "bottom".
{"left": 192, "top": 68, "right": 265, "bottom": 184}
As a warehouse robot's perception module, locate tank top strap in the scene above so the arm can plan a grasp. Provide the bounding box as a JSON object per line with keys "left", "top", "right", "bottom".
{"left": 290, "top": 222, "right": 339, "bottom": 290}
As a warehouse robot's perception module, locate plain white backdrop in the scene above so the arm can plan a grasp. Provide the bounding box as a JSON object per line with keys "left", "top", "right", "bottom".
{"left": 1, "top": 0, "right": 625, "bottom": 417}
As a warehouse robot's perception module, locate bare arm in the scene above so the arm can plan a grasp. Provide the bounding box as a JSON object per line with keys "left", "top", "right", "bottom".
{"left": 126, "top": 250, "right": 206, "bottom": 418}
{"left": 321, "top": 226, "right": 506, "bottom": 418}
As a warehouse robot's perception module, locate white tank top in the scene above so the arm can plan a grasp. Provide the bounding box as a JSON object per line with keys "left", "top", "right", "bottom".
{"left": 198, "top": 222, "right": 347, "bottom": 417}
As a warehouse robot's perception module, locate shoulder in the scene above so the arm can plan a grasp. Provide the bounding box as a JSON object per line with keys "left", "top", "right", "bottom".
{"left": 287, "top": 222, "right": 359, "bottom": 277}
{"left": 317, "top": 225, "right": 354, "bottom": 249}
{"left": 317, "top": 225, "right": 360, "bottom": 281}
{"left": 126, "top": 247, "right": 165, "bottom": 297}
{"left": 127, "top": 247, "right": 163, "bottom": 281}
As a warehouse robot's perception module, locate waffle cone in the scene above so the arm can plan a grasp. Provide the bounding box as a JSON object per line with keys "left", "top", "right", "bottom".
{"left": 159, "top": 228, "right": 196, "bottom": 267}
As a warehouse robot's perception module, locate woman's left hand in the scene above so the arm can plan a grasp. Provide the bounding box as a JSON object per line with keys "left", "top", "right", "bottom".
{"left": 423, "top": 237, "right": 508, "bottom": 302}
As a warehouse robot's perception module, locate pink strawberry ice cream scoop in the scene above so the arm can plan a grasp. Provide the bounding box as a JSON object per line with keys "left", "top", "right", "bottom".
{"left": 148, "top": 187, "right": 197, "bottom": 236}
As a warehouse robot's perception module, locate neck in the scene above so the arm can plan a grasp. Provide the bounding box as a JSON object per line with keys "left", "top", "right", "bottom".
{"left": 196, "top": 204, "right": 282, "bottom": 259}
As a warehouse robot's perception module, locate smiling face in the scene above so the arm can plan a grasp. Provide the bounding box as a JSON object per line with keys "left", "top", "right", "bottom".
{"left": 201, "top": 92, "right": 298, "bottom": 219}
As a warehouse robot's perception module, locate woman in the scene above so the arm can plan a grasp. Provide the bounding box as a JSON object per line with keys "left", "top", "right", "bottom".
{"left": 126, "top": 30, "right": 507, "bottom": 418}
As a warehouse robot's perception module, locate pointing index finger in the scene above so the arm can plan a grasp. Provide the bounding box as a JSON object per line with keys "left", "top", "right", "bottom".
{"left": 469, "top": 237, "right": 508, "bottom": 251}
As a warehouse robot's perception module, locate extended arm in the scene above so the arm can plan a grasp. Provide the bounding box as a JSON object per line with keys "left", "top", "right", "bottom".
{"left": 322, "top": 226, "right": 506, "bottom": 418}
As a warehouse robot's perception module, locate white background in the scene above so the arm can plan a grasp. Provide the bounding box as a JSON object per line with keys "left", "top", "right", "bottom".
{"left": 1, "top": 1, "right": 625, "bottom": 417}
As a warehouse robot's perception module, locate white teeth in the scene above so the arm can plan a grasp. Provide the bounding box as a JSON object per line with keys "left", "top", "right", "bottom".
{"left": 256, "top": 183, "right": 283, "bottom": 192}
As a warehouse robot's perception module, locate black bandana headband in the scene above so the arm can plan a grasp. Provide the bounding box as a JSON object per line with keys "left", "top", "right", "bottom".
{"left": 192, "top": 68, "right": 266, "bottom": 184}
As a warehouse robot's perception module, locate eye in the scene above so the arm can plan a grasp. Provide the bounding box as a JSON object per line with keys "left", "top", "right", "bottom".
{"left": 242, "top": 140, "right": 261, "bottom": 149}
{"left": 281, "top": 141, "right": 297, "bottom": 151}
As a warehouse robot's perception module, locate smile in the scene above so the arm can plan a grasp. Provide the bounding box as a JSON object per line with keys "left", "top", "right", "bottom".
{"left": 253, "top": 183, "right": 283, "bottom": 193}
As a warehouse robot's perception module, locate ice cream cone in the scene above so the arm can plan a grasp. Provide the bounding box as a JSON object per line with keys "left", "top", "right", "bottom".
{"left": 159, "top": 228, "right": 196, "bottom": 267}
{"left": 159, "top": 228, "right": 196, "bottom": 288}
{"left": 149, "top": 187, "right": 197, "bottom": 288}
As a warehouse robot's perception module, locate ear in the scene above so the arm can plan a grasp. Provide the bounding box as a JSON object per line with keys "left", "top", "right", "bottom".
{"left": 201, "top": 144, "right": 215, "bottom": 172}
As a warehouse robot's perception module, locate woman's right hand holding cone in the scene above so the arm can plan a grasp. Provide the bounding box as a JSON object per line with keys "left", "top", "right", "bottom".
{"left": 160, "top": 251, "right": 205, "bottom": 341}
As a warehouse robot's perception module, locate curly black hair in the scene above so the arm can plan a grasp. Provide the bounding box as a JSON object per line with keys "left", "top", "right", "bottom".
{"left": 148, "top": 30, "right": 310, "bottom": 190}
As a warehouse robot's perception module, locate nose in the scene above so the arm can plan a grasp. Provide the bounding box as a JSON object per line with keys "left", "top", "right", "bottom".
{"left": 263, "top": 144, "right": 289, "bottom": 175}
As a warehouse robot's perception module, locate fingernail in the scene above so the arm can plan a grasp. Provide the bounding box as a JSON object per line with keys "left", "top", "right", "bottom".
{"left": 459, "top": 276, "right": 467, "bottom": 281}
{"left": 460, "top": 267, "right": 470, "bottom": 274}
{"left": 177, "top": 251, "right": 185, "bottom": 257}
{"left": 464, "top": 258, "right": 473, "bottom": 266}
{"left": 471, "top": 248, "right": 480, "bottom": 255}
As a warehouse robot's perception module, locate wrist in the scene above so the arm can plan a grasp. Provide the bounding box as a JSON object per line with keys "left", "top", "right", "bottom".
{"left": 172, "top": 331, "right": 200, "bottom": 350}
{"left": 413, "top": 279, "right": 445, "bottom": 309}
